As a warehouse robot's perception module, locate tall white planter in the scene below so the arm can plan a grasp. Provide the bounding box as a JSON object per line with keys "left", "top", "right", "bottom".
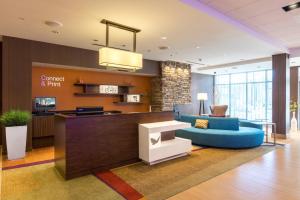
{"left": 6, "top": 126, "right": 27, "bottom": 160}
{"left": 291, "top": 112, "right": 298, "bottom": 133}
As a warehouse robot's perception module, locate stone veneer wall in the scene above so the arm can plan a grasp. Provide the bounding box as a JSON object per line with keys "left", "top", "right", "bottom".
{"left": 151, "top": 61, "right": 191, "bottom": 111}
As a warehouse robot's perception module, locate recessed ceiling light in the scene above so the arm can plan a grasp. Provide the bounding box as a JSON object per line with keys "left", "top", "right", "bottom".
{"left": 45, "top": 20, "right": 63, "bottom": 27}
{"left": 93, "top": 39, "right": 98, "bottom": 42}
{"left": 196, "top": 46, "right": 200, "bottom": 49}
{"left": 232, "top": 67, "right": 237, "bottom": 69}
{"left": 51, "top": 30, "right": 60, "bottom": 34}
{"left": 158, "top": 46, "right": 170, "bottom": 50}
{"left": 161, "top": 36, "right": 167, "bottom": 40}
{"left": 282, "top": 2, "right": 300, "bottom": 12}
{"left": 18, "top": 17, "right": 25, "bottom": 21}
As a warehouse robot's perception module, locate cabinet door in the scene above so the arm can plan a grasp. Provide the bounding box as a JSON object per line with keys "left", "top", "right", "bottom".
{"left": 32, "top": 116, "right": 55, "bottom": 138}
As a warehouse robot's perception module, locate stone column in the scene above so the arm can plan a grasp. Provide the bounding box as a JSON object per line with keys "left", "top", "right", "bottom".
{"left": 150, "top": 61, "right": 192, "bottom": 112}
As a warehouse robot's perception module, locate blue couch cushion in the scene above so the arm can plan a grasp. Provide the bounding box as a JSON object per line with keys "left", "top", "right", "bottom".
{"left": 239, "top": 120, "right": 263, "bottom": 130}
{"left": 179, "top": 115, "right": 239, "bottom": 131}
{"left": 208, "top": 117, "right": 239, "bottom": 131}
{"left": 179, "top": 115, "right": 208, "bottom": 126}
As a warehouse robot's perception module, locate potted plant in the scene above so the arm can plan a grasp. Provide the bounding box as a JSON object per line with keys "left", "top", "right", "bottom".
{"left": 290, "top": 101, "right": 298, "bottom": 133}
{"left": 0, "top": 110, "right": 31, "bottom": 160}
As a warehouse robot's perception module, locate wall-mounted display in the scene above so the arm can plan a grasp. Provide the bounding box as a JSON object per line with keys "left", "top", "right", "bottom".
{"left": 99, "top": 85, "right": 118, "bottom": 94}
{"left": 34, "top": 97, "right": 56, "bottom": 111}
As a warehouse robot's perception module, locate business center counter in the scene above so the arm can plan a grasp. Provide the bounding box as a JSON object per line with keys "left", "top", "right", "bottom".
{"left": 54, "top": 111, "right": 175, "bottom": 180}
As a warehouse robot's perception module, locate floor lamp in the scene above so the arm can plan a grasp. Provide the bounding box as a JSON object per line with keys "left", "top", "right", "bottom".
{"left": 197, "top": 93, "right": 208, "bottom": 115}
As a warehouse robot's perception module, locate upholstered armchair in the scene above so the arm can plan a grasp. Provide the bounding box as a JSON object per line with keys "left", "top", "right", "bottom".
{"left": 209, "top": 105, "right": 228, "bottom": 117}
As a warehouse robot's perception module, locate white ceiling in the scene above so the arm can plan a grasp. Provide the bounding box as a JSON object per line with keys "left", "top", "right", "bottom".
{"left": 199, "top": 0, "right": 300, "bottom": 49}
{"left": 198, "top": 56, "right": 300, "bottom": 75}
{"left": 0, "top": 0, "right": 286, "bottom": 69}
{"left": 199, "top": 61, "right": 272, "bottom": 75}
{"left": 196, "top": 58, "right": 272, "bottom": 75}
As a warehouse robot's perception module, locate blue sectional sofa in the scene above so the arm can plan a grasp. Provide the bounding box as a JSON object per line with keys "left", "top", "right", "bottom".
{"left": 176, "top": 115, "right": 264, "bottom": 149}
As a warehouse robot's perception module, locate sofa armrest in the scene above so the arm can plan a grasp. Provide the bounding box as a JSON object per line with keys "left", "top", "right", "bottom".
{"left": 239, "top": 120, "right": 263, "bottom": 130}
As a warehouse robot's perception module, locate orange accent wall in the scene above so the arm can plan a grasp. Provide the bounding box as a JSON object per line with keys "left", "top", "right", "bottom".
{"left": 32, "top": 66, "right": 152, "bottom": 112}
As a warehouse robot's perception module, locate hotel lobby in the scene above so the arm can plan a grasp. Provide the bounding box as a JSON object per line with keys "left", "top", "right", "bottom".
{"left": 1, "top": 0, "right": 300, "bottom": 199}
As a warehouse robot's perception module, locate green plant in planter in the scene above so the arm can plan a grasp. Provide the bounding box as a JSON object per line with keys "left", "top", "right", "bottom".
{"left": 0, "top": 110, "right": 31, "bottom": 127}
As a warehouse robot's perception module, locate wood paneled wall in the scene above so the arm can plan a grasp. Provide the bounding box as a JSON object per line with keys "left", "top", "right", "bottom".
{"left": 1, "top": 36, "right": 160, "bottom": 151}
{"left": 272, "top": 53, "right": 290, "bottom": 137}
{"left": 0, "top": 42, "right": 2, "bottom": 145}
{"left": 29, "top": 40, "right": 160, "bottom": 75}
{"left": 2, "top": 38, "right": 32, "bottom": 150}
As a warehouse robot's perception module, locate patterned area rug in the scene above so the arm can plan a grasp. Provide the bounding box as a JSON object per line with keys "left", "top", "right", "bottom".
{"left": 2, "top": 163, "right": 123, "bottom": 200}
{"left": 1, "top": 145, "right": 277, "bottom": 200}
{"left": 105, "top": 146, "right": 277, "bottom": 200}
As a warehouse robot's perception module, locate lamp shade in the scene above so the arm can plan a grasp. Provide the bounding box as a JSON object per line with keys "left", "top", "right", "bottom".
{"left": 197, "top": 93, "right": 208, "bottom": 100}
{"left": 99, "top": 47, "right": 143, "bottom": 70}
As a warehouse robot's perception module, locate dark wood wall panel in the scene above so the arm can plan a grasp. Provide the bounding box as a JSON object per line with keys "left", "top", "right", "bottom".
{"left": 0, "top": 42, "right": 2, "bottom": 145}
{"left": 32, "top": 116, "right": 54, "bottom": 138}
{"left": 30, "top": 40, "right": 160, "bottom": 75}
{"left": 0, "top": 42, "right": 2, "bottom": 114}
{"left": 31, "top": 42, "right": 99, "bottom": 68}
{"left": 1, "top": 36, "right": 160, "bottom": 151}
{"left": 2, "top": 37, "right": 32, "bottom": 150}
{"left": 272, "top": 54, "right": 290, "bottom": 136}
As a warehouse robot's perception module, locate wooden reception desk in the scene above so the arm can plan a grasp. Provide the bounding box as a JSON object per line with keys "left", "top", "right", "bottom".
{"left": 54, "top": 111, "right": 174, "bottom": 180}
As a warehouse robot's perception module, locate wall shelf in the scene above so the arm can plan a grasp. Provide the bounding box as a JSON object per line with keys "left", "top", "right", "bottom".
{"left": 74, "top": 92, "right": 125, "bottom": 97}
{"left": 113, "top": 102, "right": 143, "bottom": 105}
{"left": 74, "top": 83, "right": 135, "bottom": 87}
{"left": 73, "top": 82, "right": 144, "bottom": 105}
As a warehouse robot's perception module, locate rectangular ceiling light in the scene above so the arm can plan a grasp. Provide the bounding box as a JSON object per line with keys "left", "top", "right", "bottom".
{"left": 99, "top": 47, "right": 143, "bottom": 71}
{"left": 282, "top": 2, "right": 300, "bottom": 12}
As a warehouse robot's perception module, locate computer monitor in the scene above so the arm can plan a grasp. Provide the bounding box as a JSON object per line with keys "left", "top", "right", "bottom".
{"left": 34, "top": 97, "right": 56, "bottom": 111}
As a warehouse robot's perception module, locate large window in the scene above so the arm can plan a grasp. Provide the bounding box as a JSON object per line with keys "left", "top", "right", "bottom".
{"left": 215, "top": 70, "right": 272, "bottom": 120}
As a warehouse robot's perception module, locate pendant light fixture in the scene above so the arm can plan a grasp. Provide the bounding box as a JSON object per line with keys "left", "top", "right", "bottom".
{"left": 99, "top": 19, "right": 143, "bottom": 71}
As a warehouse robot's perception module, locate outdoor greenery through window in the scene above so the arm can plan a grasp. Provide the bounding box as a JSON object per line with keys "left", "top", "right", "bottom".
{"left": 215, "top": 70, "right": 272, "bottom": 121}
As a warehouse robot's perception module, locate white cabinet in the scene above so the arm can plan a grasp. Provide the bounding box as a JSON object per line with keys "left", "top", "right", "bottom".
{"left": 139, "top": 120, "right": 192, "bottom": 165}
